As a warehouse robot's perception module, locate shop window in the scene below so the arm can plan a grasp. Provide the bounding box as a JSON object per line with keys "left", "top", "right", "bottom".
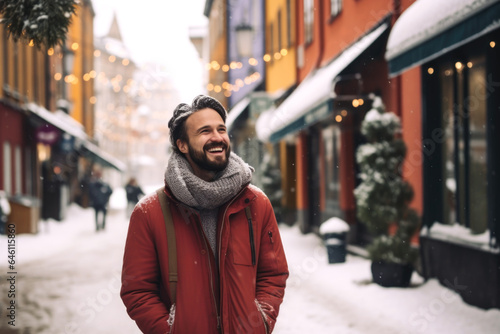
{"left": 3, "top": 141, "right": 12, "bottom": 194}
{"left": 15, "top": 145, "right": 22, "bottom": 195}
{"left": 25, "top": 147, "right": 34, "bottom": 196}
{"left": 440, "top": 55, "right": 488, "bottom": 233}
{"left": 322, "top": 125, "right": 341, "bottom": 217}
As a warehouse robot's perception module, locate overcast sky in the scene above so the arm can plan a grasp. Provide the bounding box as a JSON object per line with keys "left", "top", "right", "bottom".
{"left": 92, "top": 0, "right": 208, "bottom": 101}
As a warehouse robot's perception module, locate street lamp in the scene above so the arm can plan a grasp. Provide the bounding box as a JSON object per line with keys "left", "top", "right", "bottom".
{"left": 235, "top": 23, "right": 254, "bottom": 58}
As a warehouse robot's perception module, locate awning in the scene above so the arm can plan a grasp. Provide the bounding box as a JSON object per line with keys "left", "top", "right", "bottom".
{"left": 256, "top": 22, "right": 389, "bottom": 143}
{"left": 27, "top": 102, "right": 88, "bottom": 142}
{"left": 27, "top": 103, "right": 125, "bottom": 171}
{"left": 80, "top": 141, "right": 126, "bottom": 172}
{"left": 386, "top": 0, "right": 500, "bottom": 76}
{"left": 226, "top": 97, "right": 250, "bottom": 131}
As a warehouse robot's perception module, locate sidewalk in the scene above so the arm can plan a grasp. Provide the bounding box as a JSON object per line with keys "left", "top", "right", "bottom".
{"left": 0, "top": 202, "right": 499, "bottom": 333}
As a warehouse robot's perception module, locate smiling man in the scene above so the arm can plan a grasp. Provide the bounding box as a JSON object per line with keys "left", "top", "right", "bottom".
{"left": 121, "top": 95, "right": 289, "bottom": 334}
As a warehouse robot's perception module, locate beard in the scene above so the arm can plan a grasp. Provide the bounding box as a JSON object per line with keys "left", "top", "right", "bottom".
{"left": 187, "top": 141, "right": 231, "bottom": 172}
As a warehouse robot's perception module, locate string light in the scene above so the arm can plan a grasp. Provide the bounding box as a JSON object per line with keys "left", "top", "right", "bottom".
{"left": 205, "top": 49, "right": 289, "bottom": 72}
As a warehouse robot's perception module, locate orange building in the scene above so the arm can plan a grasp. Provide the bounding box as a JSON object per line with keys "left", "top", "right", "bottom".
{"left": 258, "top": 0, "right": 396, "bottom": 240}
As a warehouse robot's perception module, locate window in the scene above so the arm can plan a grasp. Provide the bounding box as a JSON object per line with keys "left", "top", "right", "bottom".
{"left": 25, "top": 147, "right": 34, "bottom": 195}
{"left": 322, "top": 125, "right": 342, "bottom": 218}
{"left": 278, "top": 10, "right": 282, "bottom": 53}
{"left": 3, "top": 141, "right": 12, "bottom": 194}
{"left": 330, "top": 0, "right": 342, "bottom": 18}
{"left": 287, "top": 0, "right": 292, "bottom": 48}
{"left": 15, "top": 145, "right": 22, "bottom": 195}
{"left": 304, "top": 0, "right": 314, "bottom": 44}
{"left": 440, "top": 55, "right": 488, "bottom": 233}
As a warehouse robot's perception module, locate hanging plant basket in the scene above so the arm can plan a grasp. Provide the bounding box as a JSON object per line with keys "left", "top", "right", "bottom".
{"left": 371, "top": 261, "right": 413, "bottom": 287}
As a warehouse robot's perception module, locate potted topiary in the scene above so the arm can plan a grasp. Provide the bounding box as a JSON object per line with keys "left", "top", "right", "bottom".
{"left": 354, "top": 96, "right": 420, "bottom": 287}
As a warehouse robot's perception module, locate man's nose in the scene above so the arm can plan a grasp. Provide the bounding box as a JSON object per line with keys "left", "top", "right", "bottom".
{"left": 210, "top": 131, "right": 225, "bottom": 142}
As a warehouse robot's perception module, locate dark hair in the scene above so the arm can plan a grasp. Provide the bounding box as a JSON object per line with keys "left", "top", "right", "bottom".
{"left": 168, "top": 95, "right": 227, "bottom": 154}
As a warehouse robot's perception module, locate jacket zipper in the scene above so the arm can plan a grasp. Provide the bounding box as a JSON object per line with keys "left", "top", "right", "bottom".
{"left": 247, "top": 210, "right": 256, "bottom": 266}
{"left": 217, "top": 187, "right": 249, "bottom": 334}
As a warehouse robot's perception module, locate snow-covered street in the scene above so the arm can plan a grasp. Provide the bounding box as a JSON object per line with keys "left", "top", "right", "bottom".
{"left": 1, "top": 202, "right": 499, "bottom": 334}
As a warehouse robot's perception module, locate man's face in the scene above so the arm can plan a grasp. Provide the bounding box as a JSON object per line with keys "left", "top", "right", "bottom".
{"left": 177, "top": 108, "right": 231, "bottom": 175}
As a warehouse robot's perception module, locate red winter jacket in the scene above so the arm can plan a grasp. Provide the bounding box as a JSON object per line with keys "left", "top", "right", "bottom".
{"left": 120, "top": 184, "right": 288, "bottom": 334}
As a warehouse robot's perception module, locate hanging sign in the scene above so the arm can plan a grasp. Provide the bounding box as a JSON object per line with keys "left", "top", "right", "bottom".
{"left": 36, "top": 124, "right": 61, "bottom": 145}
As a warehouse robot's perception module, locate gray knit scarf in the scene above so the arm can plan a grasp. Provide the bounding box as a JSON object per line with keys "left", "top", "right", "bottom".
{"left": 164, "top": 151, "right": 253, "bottom": 253}
{"left": 164, "top": 151, "right": 253, "bottom": 210}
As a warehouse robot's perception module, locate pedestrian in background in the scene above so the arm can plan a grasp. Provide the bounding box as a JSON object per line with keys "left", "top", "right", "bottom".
{"left": 88, "top": 170, "right": 113, "bottom": 232}
{"left": 121, "top": 95, "right": 288, "bottom": 334}
{"left": 124, "top": 177, "right": 144, "bottom": 218}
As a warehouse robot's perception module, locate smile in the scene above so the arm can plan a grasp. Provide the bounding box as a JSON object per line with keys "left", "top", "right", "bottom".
{"left": 207, "top": 147, "right": 224, "bottom": 153}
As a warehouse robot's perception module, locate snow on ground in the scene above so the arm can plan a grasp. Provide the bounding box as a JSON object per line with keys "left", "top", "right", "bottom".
{"left": 0, "top": 199, "right": 499, "bottom": 334}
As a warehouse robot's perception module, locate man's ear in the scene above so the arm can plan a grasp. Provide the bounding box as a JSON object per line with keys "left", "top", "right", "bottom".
{"left": 177, "top": 139, "right": 188, "bottom": 154}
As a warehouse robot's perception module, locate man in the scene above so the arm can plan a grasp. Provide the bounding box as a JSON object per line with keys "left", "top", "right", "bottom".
{"left": 88, "top": 170, "right": 113, "bottom": 231}
{"left": 121, "top": 95, "right": 288, "bottom": 334}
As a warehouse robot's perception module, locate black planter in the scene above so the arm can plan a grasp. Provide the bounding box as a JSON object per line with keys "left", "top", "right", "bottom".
{"left": 324, "top": 233, "right": 347, "bottom": 264}
{"left": 371, "top": 261, "right": 413, "bottom": 287}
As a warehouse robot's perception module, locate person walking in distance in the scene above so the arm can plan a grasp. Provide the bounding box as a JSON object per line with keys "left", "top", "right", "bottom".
{"left": 121, "top": 95, "right": 288, "bottom": 334}
{"left": 124, "top": 177, "right": 144, "bottom": 218}
{"left": 88, "top": 170, "right": 113, "bottom": 231}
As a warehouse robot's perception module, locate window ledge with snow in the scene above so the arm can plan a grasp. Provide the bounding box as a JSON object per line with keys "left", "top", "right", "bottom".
{"left": 421, "top": 222, "right": 499, "bottom": 254}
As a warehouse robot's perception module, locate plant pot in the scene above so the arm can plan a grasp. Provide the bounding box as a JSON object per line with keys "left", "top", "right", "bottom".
{"left": 371, "top": 261, "right": 413, "bottom": 287}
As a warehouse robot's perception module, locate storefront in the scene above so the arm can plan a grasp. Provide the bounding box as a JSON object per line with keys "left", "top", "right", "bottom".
{"left": 257, "top": 22, "right": 389, "bottom": 235}
{"left": 386, "top": 0, "right": 500, "bottom": 309}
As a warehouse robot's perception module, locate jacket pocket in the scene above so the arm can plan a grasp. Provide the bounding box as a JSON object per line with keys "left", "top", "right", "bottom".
{"left": 230, "top": 214, "right": 254, "bottom": 266}
{"left": 255, "top": 300, "right": 269, "bottom": 334}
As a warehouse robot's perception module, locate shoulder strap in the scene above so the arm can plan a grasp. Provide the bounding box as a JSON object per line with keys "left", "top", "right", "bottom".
{"left": 156, "top": 188, "right": 178, "bottom": 304}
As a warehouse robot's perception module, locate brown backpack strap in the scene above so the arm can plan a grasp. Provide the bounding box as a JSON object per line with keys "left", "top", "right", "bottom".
{"left": 156, "top": 188, "right": 178, "bottom": 304}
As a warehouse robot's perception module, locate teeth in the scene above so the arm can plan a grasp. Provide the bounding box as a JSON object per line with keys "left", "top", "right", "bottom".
{"left": 208, "top": 147, "right": 223, "bottom": 152}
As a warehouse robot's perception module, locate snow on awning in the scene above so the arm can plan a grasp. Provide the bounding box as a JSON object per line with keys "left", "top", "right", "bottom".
{"left": 226, "top": 97, "right": 250, "bottom": 131}
{"left": 256, "top": 23, "right": 389, "bottom": 143}
{"left": 80, "top": 141, "right": 126, "bottom": 172}
{"left": 386, "top": 0, "right": 500, "bottom": 76}
{"left": 27, "top": 103, "right": 125, "bottom": 171}
{"left": 27, "top": 102, "right": 88, "bottom": 142}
